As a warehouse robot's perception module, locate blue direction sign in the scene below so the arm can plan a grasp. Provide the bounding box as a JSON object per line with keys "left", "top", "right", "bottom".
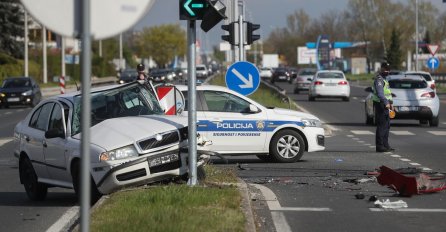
{"left": 427, "top": 57, "right": 440, "bottom": 70}
{"left": 225, "top": 61, "right": 260, "bottom": 96}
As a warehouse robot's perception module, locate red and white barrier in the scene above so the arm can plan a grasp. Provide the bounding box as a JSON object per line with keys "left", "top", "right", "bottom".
{"left": 156, "top": 86, "right": 176, "bottom": 115}
{"left": 60, "top": 76, "right": 65, "bottom": 94}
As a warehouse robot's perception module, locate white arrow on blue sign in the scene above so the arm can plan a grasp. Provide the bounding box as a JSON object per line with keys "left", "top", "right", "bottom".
{"left": 225, "top": 61, "right": 260, "bottom": 96}
{"left": 426, "top": 57, "right": 440, "bottom": 70}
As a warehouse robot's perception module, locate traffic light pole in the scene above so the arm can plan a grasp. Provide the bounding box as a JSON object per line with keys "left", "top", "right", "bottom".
{"left": 239, "top": 15, "right": 244, "bottom": 61}
{"left": 187, "top": 20, "right": 198, "bottom": 186}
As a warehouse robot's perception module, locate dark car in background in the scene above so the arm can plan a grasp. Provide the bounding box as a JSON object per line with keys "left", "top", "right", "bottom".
{"left": 118, "top": 69, "right": 138, "bottom": 84}
{"left": 0, "top": 77, "right": 42, "bottom": 108}
{"left": 149, "top": 69, "right": 176, "bottom": 84}
{"left": 271, "top": 67, "right": 291, "bottom": 83}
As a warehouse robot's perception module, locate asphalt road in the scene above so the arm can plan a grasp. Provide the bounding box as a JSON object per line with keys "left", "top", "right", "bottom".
{"left": 216, "top": 80, "right": 446, "bottom": 232}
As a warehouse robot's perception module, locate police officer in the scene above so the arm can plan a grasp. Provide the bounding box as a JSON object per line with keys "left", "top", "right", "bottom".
{"left": 372, "top": 62, "right": 395, "bottom": 152}
{"left": 136, "top": 63, "right": 147, "bottom": 80}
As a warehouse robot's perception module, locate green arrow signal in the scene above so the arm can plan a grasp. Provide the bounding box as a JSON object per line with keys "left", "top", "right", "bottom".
{"left": 184, "top": 0, "right": 204, "bottom": 16}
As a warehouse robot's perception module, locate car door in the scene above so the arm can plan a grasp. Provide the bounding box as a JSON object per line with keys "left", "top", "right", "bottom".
{"left": 24, "top": 102, "right": 54, "bottom": 180}
{"left": 44, "top": 102, "right": 71, "bottom": 185}
{"left": 198, "top": 90, "right": 267, "bottom": 153}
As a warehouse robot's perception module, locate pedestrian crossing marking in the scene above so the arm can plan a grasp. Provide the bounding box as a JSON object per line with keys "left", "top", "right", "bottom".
{"left": 365, "top": 144, "right": 371, "bottom": 146}
{"left": 428, "top": 131, "right": 446, "bottom": 136}
{"left": 369, "top": 146, "right": 375, "bottom": 148}
{"left": 352, "top": 138, "right": 360, "bottom": 140}
{"left": 391, "top": 155, "right": 401, "bottom": 158}
{"left": 422, "top": 167, "right": 432, "bottom": 171}
{"left": 390, "top": 131, "right": 414, "bottom": 136}
{"left": 410, "top": 163, "right": 421, "bottom": 166}
{"left": 0, "top": 138, "right": 13, "bottom": 147}
{"left": 351, "top": 130, "right": 374, "bottom": 135}
{"left": 400, "top": 158, "right": 411, "bottom": 162}
{"left": 357, "top": 141, "right": 365, "bottom": 143}
{"left": 347, "top": 135, "right": 354, "bottom": 137}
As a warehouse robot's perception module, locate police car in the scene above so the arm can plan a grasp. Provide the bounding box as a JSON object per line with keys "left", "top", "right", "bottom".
{"left": 176, "top": 85, "right": 325, "bottom": 163}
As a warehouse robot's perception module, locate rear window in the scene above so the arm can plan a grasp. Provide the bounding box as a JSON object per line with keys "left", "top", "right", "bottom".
{"left": 196, "top": 66, "right": 206, "bottom": 71}
{"left": 299, "top": 70, "right": 316, "bottom": 75}
{"left": 389, "top": 80, "right": 427, "bottom": 89}
{"left": 406, "top": 73, "right": 432, "bottom": 81}
{"left": 317, "top": 72, "right": 344, "bottom": 79}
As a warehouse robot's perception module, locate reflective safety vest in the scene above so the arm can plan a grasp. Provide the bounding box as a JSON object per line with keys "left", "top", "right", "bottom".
{"left": 372, "top": 78, "right": 392, "bottom": 102}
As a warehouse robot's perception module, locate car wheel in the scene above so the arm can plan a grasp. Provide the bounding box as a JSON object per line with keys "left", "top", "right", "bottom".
{"left": 256, "top": 154, "right": 274, "bottom": 162}
{"left": 71, "top": 160, "right": 102, "bottom": 204}
{"left": 20, "top": 156, "right": 48, "bottom": 201}
{"left": 365, "top": 107, "right": 374, "bottom": 125}
{"left": 269, "top": 129, "right": 305, "bottom": 163}
{"left": 419, "top": 120, "right": 429, "bottom": 125}
{"left": 429, "top": 115, "right": 439, "bottom": 127}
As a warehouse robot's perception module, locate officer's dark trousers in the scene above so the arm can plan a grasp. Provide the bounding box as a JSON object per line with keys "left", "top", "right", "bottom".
{"left": 374, "top": 101, "right": 390, "bottom": 150}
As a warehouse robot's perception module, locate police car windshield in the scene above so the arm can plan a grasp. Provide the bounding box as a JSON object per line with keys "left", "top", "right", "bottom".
{"left": 71, "top": 84, "right": 164, "bottom": 135}
{"left": 389, "top": 80, "right": 427, "bottom": 89}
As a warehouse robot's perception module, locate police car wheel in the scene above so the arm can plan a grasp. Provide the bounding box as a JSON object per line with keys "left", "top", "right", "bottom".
{"left": 270, "top": 129, "right": 305, "bottom": 163}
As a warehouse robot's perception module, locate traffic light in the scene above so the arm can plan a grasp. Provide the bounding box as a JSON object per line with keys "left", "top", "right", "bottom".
{"left": 221, "top": 22, "right": 235, "bottom": 45}
{"left": 200, "top": 0, "right": 227, "bottom": 32}
{"left": 246, "top": 22, "right": 260, "bottom": 45}
{"left": 179, "top": 0, "right": 209, "bottom": 20}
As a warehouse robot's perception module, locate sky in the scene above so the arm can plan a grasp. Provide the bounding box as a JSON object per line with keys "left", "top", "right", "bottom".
{"left": 133, "top": 0, "right": 446, "bottom": 52}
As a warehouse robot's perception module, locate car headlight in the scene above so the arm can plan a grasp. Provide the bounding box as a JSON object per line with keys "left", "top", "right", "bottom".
{"left": 161, "top": 76, "right": 165, "bottom": 80}
{"left": 167, "top": 74, "right": 173, "bottom": 79}
{"left": 0, "top": 93, "right": 5, "bottom": 98}
{"left": 22, "top": 90, "right": 32, "bottom": 96}
{"left": 119, "top": 80, "right": 125, "bottom": 84}
{"left": 302, "top": 118, "right": 322, "bottom": 127}
{"left": 99, "top": 145, "right": 138, "bottom": 161}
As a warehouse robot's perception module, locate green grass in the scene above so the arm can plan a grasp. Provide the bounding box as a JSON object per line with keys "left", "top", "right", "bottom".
{"left": 209, "top": 74, "right": 298, "bottom": 110}
{"left": 88, "top": 165, "right": 242, "bottom": 232}
{"left": 90, "top": 184, "right": 244, "bottom": 232}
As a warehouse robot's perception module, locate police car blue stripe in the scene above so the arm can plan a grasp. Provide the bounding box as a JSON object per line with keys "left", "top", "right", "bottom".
{"left": 197, "top": 120, "right": 304, "bottom": 132}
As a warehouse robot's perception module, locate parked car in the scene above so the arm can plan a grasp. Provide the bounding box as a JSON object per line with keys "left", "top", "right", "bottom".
{"left": 176, "top": 84, "right": 325, "bottom": 163}
{"left": 196, "top": 65, "right": 208, "bottom": 79}
{"left": 149, "top": 69, "right": 176, "bottom": 83}
{"left": 364, "top": 74, "right": 440, "bottom": 126}
{"left": 14, "top": 82, "right": 190, "bottom": 201}
{"left": 270, "top": 67, "right": 291, "bottom": 83}
{"left": 259, "top": 67, "right": 273, "bottom": 80}
{"left": 404, "top": 71, "right": 436, "bottom": 91}
{"left": 308, "top": 70, "right": 350, "bottom": 101}
{"left": 293, "top": 68, "right": 317, "bottom": 93}
{"left": 118, "top": 69, "right": 138, "bottom": 84}
{"left": 0, "top": 76, "right": 42, "bottom": 108}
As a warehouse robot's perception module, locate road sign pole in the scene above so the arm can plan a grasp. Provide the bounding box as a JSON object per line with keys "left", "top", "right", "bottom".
{"left": 187, "top": 20, "right": 198, "bottom": 186}
{"left": 79, "top": 0, "right": 92, "bottom": 231}
{"left": 239, "top": 14, "right": 244, "bottom": 61}
{"left": 24, "top": 10, "right": 28, "bottom": 76}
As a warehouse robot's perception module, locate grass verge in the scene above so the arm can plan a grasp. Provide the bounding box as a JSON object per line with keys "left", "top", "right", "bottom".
{"left": 89, "top": 165, "right": 243, "bottom": 232}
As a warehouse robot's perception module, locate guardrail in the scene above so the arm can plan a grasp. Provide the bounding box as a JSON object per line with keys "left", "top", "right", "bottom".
{"left": 432, "top": 73, "right": 446, "bottom": 83}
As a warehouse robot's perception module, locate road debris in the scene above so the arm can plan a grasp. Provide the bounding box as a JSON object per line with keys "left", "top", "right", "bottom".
{"left": 374, "top": 199, "right": 408, "bottom": 209}
{"left": 355, "top": 193, "right": 365, "bottom": 199}
{"left": 344, "top": 176, "right": 377, "bottom": 184}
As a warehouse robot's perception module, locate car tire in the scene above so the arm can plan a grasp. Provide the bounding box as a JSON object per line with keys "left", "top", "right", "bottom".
{"left": 269, "top": 129, "right": 305, "bottom": 163}
{"left": 71, "top": 160, "right": 102, "bottom": 204}
{"left": 20, "top": 156, "right": 48, "bottom": 201}
{"left": 256, "top": 154, "right": 274, "bottom": 162}
{"left": 429, "top": 115, "right": 439, "bottom": 127}
{"left": 365, "top": 109, "right": 374, "bottom": 125}
{"left": 419, "top": 120, "right": 429, "bottom": 125}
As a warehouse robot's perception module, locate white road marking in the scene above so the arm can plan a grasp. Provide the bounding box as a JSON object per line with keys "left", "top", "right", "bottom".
{"left": 369, "top": 146, "right": 375, "bottom": 148}
{"left": 353, "top": 97, "right": 358, "bottom": 100}
{"left": 422, "top": 167, "right": 433, "bottom": 171}
{"left": 0, "top": 138, "right": 13, "bottom": 147}
{"left": 410, "top": 163, "right": 421, "bottom": 166}
{"left": 357, "top": 141, "right": 365, "bottom": 143}
{"left": 370, "top": 208, "right": 446, "bottom": 213}
{"left": 391, "top": 155, "right": 401, "bottom": 158}
{"left": 5, "top": 112, "right": 12, "bottom": 115}
{"left": 46, "top": 206, "right": 79, "bottom": 232}
{"left": 351, "top": 130, "right": 374, "bottom": 135}
{"left": 365, "top": 144, "right": 372, "bottom": 146}
{"left": 391, "top": 131, "right": 415, "bottom": 135}
{"left": 352, "top": 138, "right": 360, "bottom": 140}
{"left": 400, "top": 158, "right": 411, "bottom": 162}
{"left": 347, "top": 135, "right": 354, "bottom": 137}
{"left": 428, "top": 131, "right": 446, "bottom": 136}
{"left": 271, "top": 212, "right": 292, "bottom": 232}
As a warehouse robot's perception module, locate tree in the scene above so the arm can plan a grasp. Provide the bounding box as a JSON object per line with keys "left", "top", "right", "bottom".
{"left": 386, "top": 28, "right": 402, "bottom": 70}
{"left": 136, "top": 24, "right": 186, "bottom": 68}
{"left": 0, "top": 0, "right": 24, "bottom": 58}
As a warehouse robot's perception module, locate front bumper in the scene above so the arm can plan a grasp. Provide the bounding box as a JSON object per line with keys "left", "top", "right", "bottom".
{"left": 95, "top": 150, "right": 188, "bottom": 194}
{"left": 303, "top": 127, "right": 325, "bottom": 152}
{"left": 0, "top": 95, "right": 34, "bottom": 106}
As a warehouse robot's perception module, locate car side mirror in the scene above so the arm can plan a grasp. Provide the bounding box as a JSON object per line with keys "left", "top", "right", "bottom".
{"left": 45, "top": 129, "right": 65, "bottom": 139}
{"left": 365, "top": 87, "right": 373, "bottom": 93}
{"left": 249, "top": 104, "right": 260, "bottom": 113}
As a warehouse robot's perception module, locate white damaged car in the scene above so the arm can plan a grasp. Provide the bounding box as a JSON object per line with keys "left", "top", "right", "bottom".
{"left": 14, "top": 82, "right": 189, "bottom": 201}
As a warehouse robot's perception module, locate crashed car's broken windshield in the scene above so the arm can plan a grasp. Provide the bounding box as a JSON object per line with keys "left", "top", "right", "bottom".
{"left": 72, "top": 83, "right": 164, "bottom": 135}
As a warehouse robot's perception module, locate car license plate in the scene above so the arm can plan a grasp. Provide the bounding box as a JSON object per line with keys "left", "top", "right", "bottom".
{"left": 7, "top": 97, "right": 20, "bottom": 102}
{"left": 325, "top": 83, "right": 336, "bottom": 86}
{"left": 279, "top": 76, "right": 286, "bottom": 79}
{"left": 398, "top": 106, "right": 418, "bottom": 112}
{"left": 148, "top": 153, "right": 179, "bottom": 167}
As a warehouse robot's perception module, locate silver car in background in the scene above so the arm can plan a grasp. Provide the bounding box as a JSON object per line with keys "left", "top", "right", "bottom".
{"left": 365, "top": 74, "right": 440, "bottom": 126}
{"left": 293, "top": 68, "right": 317, "bottom": 93}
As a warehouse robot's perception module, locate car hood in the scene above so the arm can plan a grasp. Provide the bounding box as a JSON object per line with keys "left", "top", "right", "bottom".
{"left": 0, "top": 87, "right": 31, "bottom": 93}
{"left": 73, "top": 115, "right": 187, "bottom": 150}
{"left": 269, "top": 108, "right": 320, "bottom": 120}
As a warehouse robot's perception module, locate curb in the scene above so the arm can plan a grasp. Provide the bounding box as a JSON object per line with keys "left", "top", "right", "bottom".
{"left": 237, "top": 178, "right": 257, "bottom": 232}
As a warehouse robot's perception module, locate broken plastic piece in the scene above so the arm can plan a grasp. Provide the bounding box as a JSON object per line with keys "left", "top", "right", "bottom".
{"left": 377, "top": 166, "right": 418, "bottom": 197}
{"left": 374, "top": 199, "right": 408, "bottom": 209}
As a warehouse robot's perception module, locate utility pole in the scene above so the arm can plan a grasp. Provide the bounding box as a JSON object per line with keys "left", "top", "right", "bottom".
{"left": 61, "top": 36, "right": 65, "bottom": 78}
{"left": 119, "top": 33, "right": 123, "bottom": 70}
{"left": 99, "top": 40, "right": 102, "bottom": 57}
{"left": 415, "top": 0, "right": 419, "bottom": 71}
{"left": 24, "top": 10, "right": 29, "bottom": 76}
{"left": 42, "top": 26, "right": 47, "bottom": 83}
